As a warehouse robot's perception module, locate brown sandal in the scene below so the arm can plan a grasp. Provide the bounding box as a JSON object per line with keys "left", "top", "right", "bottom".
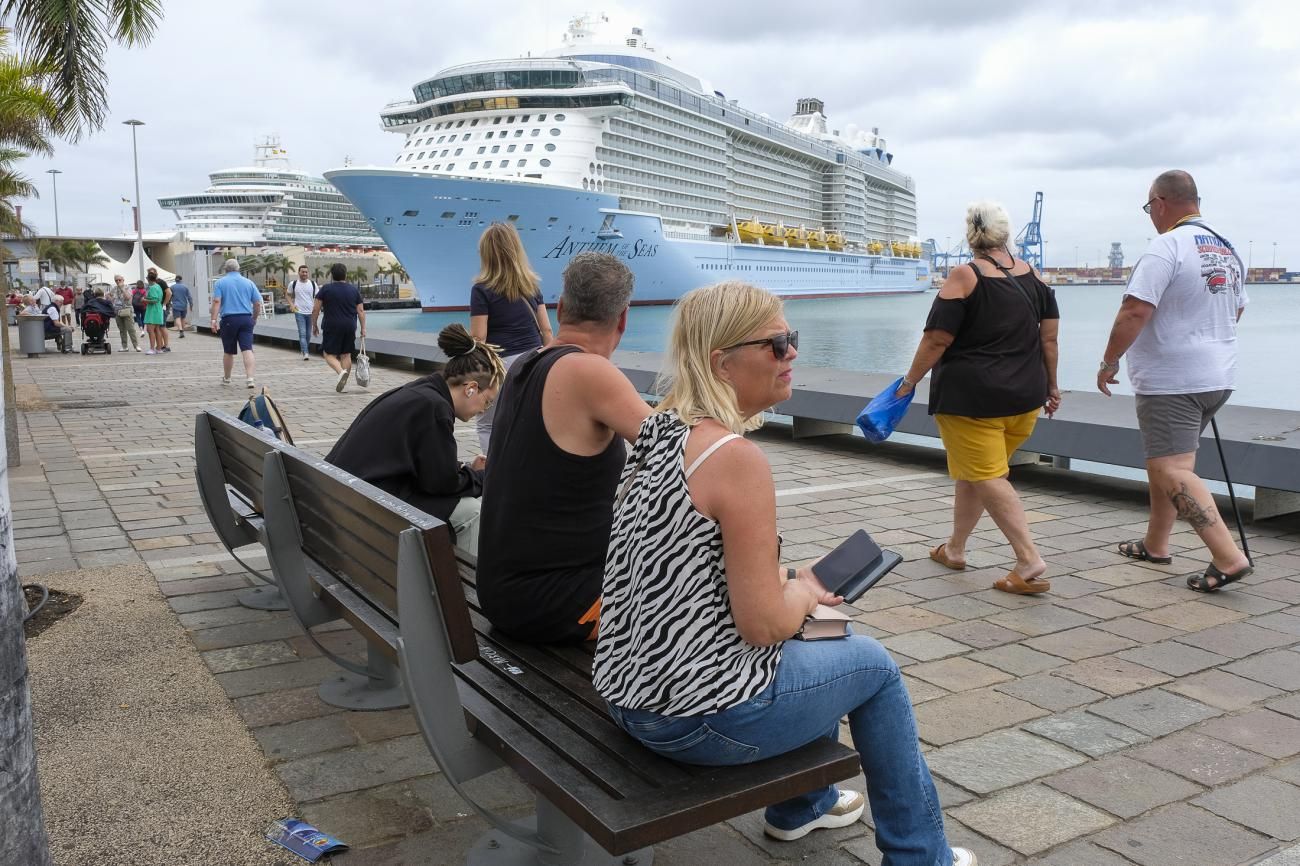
{"left": 929, "top": 543, "right": 966, "bottom": 571}
{"left": 993, "top": 570, "right": 1051, "bottom": 595}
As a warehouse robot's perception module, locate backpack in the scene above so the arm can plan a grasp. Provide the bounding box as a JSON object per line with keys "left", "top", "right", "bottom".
{"left": 289, "top": 279, "right": 318, "bottom": 309}
{"left": 238, "top": 387, "right": 295, "bottom": 444}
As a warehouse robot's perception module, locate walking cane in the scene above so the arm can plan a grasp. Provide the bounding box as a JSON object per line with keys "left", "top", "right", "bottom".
{"left": 1209, "top": 417, "right": 1252, "bottom": 565}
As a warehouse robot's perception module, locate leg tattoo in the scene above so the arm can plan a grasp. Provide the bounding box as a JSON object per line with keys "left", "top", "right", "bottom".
{"left": 1169, "top": 483, "right": 1218, "bottom": 530}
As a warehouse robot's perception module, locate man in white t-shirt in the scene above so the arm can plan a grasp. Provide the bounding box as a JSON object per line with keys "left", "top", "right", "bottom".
{"left": 1097, "top": 170, "right": 1251, "bottom": 593}
{"left": 287, "top": 264, "right": 317, "bottom": 360}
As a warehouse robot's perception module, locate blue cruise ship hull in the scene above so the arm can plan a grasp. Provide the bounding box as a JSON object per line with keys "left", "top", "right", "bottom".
{"left": 326, "top": 169, "right": 929, "bottom": 310}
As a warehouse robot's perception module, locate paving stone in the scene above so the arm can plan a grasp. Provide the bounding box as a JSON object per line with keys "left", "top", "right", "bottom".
{"left": 1252, "top": 611, "right": 1300, "bottom": 637}
{"left": 926, "top": 729, "right": 1085, "bottom": 794}
{"left": 1270, "top": 759, "right": 1300, "bottom": 786}
{"left": 1089, "top": 688, "right": 1222, "bottom": 737}
{"left": 994, "top": 673, "right": 1105, "bottom": 712}
{"left": 202, "top": 641, "right": 301, "bottom": 674}
{"left": 1253, "top": 844, "right": 1300, "bottom": 866}
{"left": 166, "top": 588, "right": 245, "bottom": 613}
{"left": 1226, "top": 650, "right": 1300, "bottom": 690}
{"left": 190, "top": 615, "right": 308, "bottom": 651}
{"left": 913, "top": 687, "right": 1047, "bottom": 746}
{"left": 1022, "top": 709, "right": 1151, "bottom": 757}
{"left": 1128, "top": 731, "right": 1274, "bottom": 785}
{"left": 950, "top": 784, "right": 1114, "bottom": 855}
{"left": 275, "top": 734, "right": 439, "bottom": 802}
{"left": 905, "top": 657, "right": 1012, "bottom": 692}
{"left": 298, "top": 779, "right": 435, "bottom": 849}
{"left": 1045, "top": 754, "right": 1202, "bottom": 819}
{"left": 1165, "top": 669, "right": 1284, "bottom": 711}
{"left": 932, "top": 619, "right": 1025, "bottom": 649}
{"left": 1269, "top": 693, "right": 1300, "bottom": 720}
{"left": 254, "top": 714, "right": 359, "bottom": 763}
{"left": 215, "top": 655, "right": 341, "bottom": 699}
{"left": 1023, "top": 626, "right": 1139, "bottom": 661}
{"left": 177, "top": 604, "right": 276, "bottom": 631}
{"left": 1245, "top": 579, "right": 1300, "bottom": 605}
{"left": 1136, "top": 600, "right": 1249, "bottom": 631}
{"left": 1197, "top": 709, "right": 1300, "bottom": 759}
{"left": 1170, "top": 621, "right": 1296, "bottom": 659}
{"left": 986, "top": 605, "right": 1097, "bottom": 637}
{"left": 1026, "top": 840, "right": 1136, "bottom": 865}
{"left": 1092, "top": 802, "right": 1275, "bottom": 866}
{"left": 971, "top": 644, "right": 1068, "bottom": 676}
{"left": 900, "top": 675, "right": 949, "bottom": 705}
{"left": 1115, "top": 640, "right": 1231, "bottom": 676}
{"left": 1052, "top": 656, "right": 1173, "bottom": 696}
{"left": 859, "top": 605, "right": 957, "bottom": 634}
{"left": 1196, "top": 587, "right": 1290, "bottom": 615}
{"left": 1099, "top": 583, "right": 1194, "bottom": 610}
{"left": 917, "top": 594, "right": 1004, "bottom": 621}
{"left": 878, "top": 631, "right": 970, "bottom": 662}
{"left": 1192, "top": 776, "right": 1300, "bottom": 841}
{"left": 157, "top": 574, "right": 250, "bottom": 597}
{"left": 1074, "top": 562, "right": 1173, "bottom": 587}
{"left": 1055, "top": 595, "right": 1145, "bottom": 620}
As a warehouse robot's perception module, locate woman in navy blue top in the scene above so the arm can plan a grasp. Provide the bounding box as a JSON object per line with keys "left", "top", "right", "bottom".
{"left": 469, "top": 222, "right": 553, "bottom": 453}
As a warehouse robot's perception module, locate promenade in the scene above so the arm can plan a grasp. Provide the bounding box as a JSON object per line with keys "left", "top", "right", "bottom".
{"left": 9, "top": 329, "right": 1300, "bottom": 866}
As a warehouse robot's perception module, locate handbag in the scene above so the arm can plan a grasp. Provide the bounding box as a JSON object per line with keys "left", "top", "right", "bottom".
{"left": 354, "top": 336, "right": 372, "bottom": 387}
{"left": 856, "top": 377, "right": 915, "bottom": 443}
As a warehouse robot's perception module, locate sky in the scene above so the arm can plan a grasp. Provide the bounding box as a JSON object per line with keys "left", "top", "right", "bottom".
{"left": 16, "top": 0, "right": 1300, "bottom": 271}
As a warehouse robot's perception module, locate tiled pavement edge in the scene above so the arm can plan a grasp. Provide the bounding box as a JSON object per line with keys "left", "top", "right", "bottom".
{"left": 9, "top": 327, "right": 1300, "bottom": 865}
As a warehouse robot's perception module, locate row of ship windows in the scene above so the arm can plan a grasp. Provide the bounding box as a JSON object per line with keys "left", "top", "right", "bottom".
{"left": 411, "top": 126, "right": 562, "bottom": 147}
{"left": 406, "top": 142, "right": 555, "bottom": 161}
{"left": 699, "top": 263, "right": 912, "bottom": 275}
{"left": 385, "top": 94, "right": 625, "bottom": 126}
{"left": 419, "top": 158, "right": 553, "bottom": 172}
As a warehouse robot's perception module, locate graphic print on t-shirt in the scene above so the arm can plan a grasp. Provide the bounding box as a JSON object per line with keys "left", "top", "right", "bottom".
{"left": 1194, "top": 233, "right": 1243, "bottom": 298}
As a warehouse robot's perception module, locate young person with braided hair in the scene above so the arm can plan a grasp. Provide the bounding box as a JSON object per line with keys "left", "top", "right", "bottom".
{"left": 325, "top": 323, "right": 506, "bottom": 554}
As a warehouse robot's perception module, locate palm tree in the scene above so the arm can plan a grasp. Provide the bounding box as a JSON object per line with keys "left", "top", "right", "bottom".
{"left": 374, "top": 262, "right": 391, "bottom": 287}
{"left": 237, "top": 254, "right": 264, "bottom": 285}
{"left": 348, "top": 266, "right": 369, "bottom": 286}
{"left": 60, "top": 239, "right": 109, "bottom": 276}
{"left": 311, "top": 266, "right": 326, "bottom": 283}
{"left": 33, "top": 237, "right": 71, "bottom": 280}
{"left": 2, "top": 1, "right": 163, "bottom": 137}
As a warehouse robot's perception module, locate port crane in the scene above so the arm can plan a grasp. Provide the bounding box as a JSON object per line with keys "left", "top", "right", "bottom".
{"left": 928, "top": 238, "right": 972, "bottom": 277}
{"left": 1015, "top": 191, "right": 1045, "bottom": 270}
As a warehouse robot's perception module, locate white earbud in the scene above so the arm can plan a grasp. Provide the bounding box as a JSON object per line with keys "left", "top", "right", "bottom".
{"left": 468, "top": 388, "right": 477, "bottom": 396}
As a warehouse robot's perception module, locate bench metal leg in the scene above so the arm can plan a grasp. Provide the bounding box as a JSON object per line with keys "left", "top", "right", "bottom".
{"left": 236, "top": 584, "right": 288, "bottom": 611}
{"left": 468, "top": 795, "right": 653, "bottom": 866}
{"left": 317, "top": 643, "right": 408, "bottom": 711}
{"left": 1253, "top": 487, "right": 1300, "bottom": 522}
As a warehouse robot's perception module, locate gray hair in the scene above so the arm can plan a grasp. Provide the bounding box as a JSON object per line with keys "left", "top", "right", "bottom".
{"left": 224, "top": 258, "right": 240, "bottom": 272}
{"left": 1152, "top": 169, "right": 1199, "bottom": 203}
{"left": 965, "top": 201, "right": 1012, "bottom": 253}
{"left": 558, "top": 252, "right": 634, "bottom": 325}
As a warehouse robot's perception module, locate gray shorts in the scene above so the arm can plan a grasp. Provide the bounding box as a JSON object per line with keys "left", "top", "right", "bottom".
{"left": 1135, "top": 390, "right": 1231, "bottom": 459}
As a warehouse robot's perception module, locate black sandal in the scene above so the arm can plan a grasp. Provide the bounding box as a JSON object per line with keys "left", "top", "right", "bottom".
{"left": 1118, "top": 540, "right": 1173, "bottom": 565}
{"left": 1187, "top": 563, "right": 1252, "bottom": 593}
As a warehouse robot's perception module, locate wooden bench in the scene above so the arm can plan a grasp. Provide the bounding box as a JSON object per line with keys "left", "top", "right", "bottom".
{"left": 259, "top": 440, "right": 862, "bottom": 864}
{"left": 193, "top": 409, "right": 287, "bottom": 612}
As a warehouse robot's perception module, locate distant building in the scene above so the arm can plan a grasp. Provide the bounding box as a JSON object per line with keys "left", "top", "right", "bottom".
{"left": 1108, "top": 243, "right": 1124, "bottom": 270}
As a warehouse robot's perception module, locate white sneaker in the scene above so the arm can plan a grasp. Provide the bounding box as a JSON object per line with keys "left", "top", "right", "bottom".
{"left": 953, "top": 848, "right": 978, "bottom": 866}
{"left": 134, "top": 346, "right": 141, "bottom": 352}
{"left": 246, "top": 377, "right": 255, "bottom": 389}
{"left": 335, "top": 368, "right": 349, "bottom": 392}
{"left": 221, "top": 376, "right": 231, "bottom": 386}
{"left": 302, "top": 353, "right": 309, "bottom": 361}
{"left": 763, "top": 789, "right": 864, "bottom": 841}
{"left": 145, "top": 349, "right": 156, "bottom": 355}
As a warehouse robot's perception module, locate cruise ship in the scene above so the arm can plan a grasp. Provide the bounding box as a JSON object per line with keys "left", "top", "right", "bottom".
{"left": 326, "top": 16, "right": 927, "bottom": 310}
{"left": 159, "top": 138, "right": 385, "bottom": 249}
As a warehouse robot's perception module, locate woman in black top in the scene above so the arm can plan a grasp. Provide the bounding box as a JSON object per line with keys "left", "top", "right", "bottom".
{"left": 468, "top": 222, "right": 553, "bottom": 454}
{"left": 325, "top": 324, "right": 505, "bottom": 554}
{"left": 898, "top": 202, "right": 1061, "bottom": 595}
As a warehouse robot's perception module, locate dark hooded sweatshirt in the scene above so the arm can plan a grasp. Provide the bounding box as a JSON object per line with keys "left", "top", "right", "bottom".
{"left": 325, "top": 375, "right": 482, "bottom": 535}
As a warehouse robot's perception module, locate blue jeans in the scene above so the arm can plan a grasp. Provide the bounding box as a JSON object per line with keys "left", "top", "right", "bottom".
{"left": 608, "top": 636, "right": 950, "bottom": 866}
{"left": 294, "top": 312, "right": 312, "bottom": 355}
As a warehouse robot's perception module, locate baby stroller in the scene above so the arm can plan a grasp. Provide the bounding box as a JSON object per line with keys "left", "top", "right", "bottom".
{"left": 81, "top": 310, "right": 112, "bottom": 355}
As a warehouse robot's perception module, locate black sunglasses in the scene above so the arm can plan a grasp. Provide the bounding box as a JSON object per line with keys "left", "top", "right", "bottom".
{"left": 1142, "top": 195, "right": 1163, "bottom": 215}
{"left": 722, "top": 330, "right": 799, "bottom": 359}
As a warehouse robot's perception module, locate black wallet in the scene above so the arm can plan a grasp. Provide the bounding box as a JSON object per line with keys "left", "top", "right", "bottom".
{"left": 810, "top": 529, "right": 902, "bottom": 603}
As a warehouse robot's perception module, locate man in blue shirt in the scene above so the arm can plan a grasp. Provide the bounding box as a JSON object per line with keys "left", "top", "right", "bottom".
{"left": 170, "top": 275, "right": 193, "bottom": 337}
{"left": 311, "top": 262, "right": 366, "bottom": 392}
{"left": 210, "top": 258, "right": 264, "bottom": 388}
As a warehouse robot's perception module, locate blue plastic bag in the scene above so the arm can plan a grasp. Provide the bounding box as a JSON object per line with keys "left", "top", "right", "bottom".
{"left": 856, "top": 377, "right": 915, "bottom": 443}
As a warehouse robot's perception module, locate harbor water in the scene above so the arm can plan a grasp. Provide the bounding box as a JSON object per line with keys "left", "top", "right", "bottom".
{"left": 367, "top": 283, "right": 1298, "bottom": 411}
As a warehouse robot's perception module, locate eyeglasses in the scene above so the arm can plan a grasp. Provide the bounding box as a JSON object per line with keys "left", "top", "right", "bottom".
{"left": 722, "top": 330, "right": 799, "bottom": 360}
{"left": 1142, "top": 195, "right": 1163, "bottom": 215}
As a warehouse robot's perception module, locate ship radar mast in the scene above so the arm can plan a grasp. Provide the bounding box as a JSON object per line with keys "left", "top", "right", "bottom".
{"left": 253, "top": 135, "right": 291, "bottom": 168}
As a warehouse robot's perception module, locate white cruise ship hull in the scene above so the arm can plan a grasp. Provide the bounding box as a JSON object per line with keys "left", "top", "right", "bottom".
{"left": 328, "top": 169, "right": 929, "bottom": 310}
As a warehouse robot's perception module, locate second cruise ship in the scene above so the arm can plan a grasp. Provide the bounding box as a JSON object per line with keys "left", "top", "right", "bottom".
{"left": 327, "top": 15, "right": 928, "bottom": 310}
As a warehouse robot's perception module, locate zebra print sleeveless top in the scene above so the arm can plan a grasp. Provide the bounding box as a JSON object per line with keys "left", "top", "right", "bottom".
{"left": 593, "top": 411, "right": 782, "bottom": 717}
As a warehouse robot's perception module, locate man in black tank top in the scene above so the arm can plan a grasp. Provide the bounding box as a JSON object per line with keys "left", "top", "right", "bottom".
{"left": 476, "top": 253, "right": 652, "bottom": 644}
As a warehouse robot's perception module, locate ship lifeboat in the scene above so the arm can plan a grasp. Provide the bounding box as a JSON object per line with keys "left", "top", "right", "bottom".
{"left": 768, "top": 223, "right": 788, "bottom": 245}
{"left": 807, "top": 228, "right": 828, "bottom": 250}
{"left": 867, "top": 239, "right": 884, "bottom": 255}
{"left": 787, "top": 225, "right": 809, "bottom": 248}
{"left": 826, "top": 232, "right": 845, "bottom": 251}
{"left": 736, "top": 219, "right": 766, "bottom": 244}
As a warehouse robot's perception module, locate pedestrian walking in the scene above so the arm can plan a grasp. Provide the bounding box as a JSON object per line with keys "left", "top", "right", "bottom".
{"left": 55, "top": 285, "right": 74, "bottom": 326}
{"left": 170, "top": 275, "right": 192, "bottom": 337}
{"left": 106, "top": 275, "right": 140, "bottom": 352}
{"left": 74, "top": 287, "right": 89, "bottom": 328}
{"left": 469, "top": 222, "right": 553, "bottom": 453}
{"left": 148, "top": 268, "right": 172, "bottom": 351}
{"left": 311, "top": 263, "right": 365, "bottom": 392}
{"left": 899, "top": 201, "right": 1061, "bottom": 595}
{"left": 287, "top": 264, "right": 318, "bottom": 360}
{"left": 143, "top": 276, "right": 167, "bottom": 354}
{"left": 1099, "top": 169, "right": 1252, "bottom": 592}
{"left": 210, "top": 258, "right": 263, "bottom": 388}
{"left": 131, "top": 280, "right": 147, "bottom": 332}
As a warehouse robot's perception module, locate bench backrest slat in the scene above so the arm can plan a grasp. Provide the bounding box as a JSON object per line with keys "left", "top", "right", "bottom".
{"left": 208, "top": 415, "right": 279, "bottom": 512}
{"left": 273, "top": 446, "right": 479, "bottom": 664}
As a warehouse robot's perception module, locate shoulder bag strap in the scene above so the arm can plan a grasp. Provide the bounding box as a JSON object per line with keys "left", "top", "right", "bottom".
{"left": 981, "top": 255, "right": 1042, "bottom": 320}
{"left": 1179, "top": 221, "right": 1247, "bottom": 280}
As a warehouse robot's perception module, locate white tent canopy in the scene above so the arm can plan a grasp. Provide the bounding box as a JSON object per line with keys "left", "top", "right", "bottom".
{"left": 86, "top": 241, "right": 174, "bottom": 286}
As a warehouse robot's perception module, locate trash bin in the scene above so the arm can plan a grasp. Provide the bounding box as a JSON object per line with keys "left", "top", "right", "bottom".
{"left": 17, "top": 313, "right": 48, "bottom": 356}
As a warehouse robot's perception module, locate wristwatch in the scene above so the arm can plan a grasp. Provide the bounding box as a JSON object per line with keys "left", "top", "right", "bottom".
{"left": 1099, "top": 360, "right": 1120, "bottom": 371}
{"left": 786, "top": 567, "right": 798, "bottom": 582}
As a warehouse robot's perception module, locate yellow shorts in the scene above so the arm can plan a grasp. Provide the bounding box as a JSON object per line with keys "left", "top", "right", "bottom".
{"left": 934, "top": 409, "right": 1040, "bottom": 482}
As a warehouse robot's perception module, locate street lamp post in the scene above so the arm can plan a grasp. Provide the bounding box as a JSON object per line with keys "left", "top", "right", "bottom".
{"left": 1273, "top": 242, "right": 1278, "bottom": 269}
{"left": 44, "top": 169, "right": 61, "bottom": 236}
{"left": 124, "top": 119, "right": 145, "bottom": 283}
